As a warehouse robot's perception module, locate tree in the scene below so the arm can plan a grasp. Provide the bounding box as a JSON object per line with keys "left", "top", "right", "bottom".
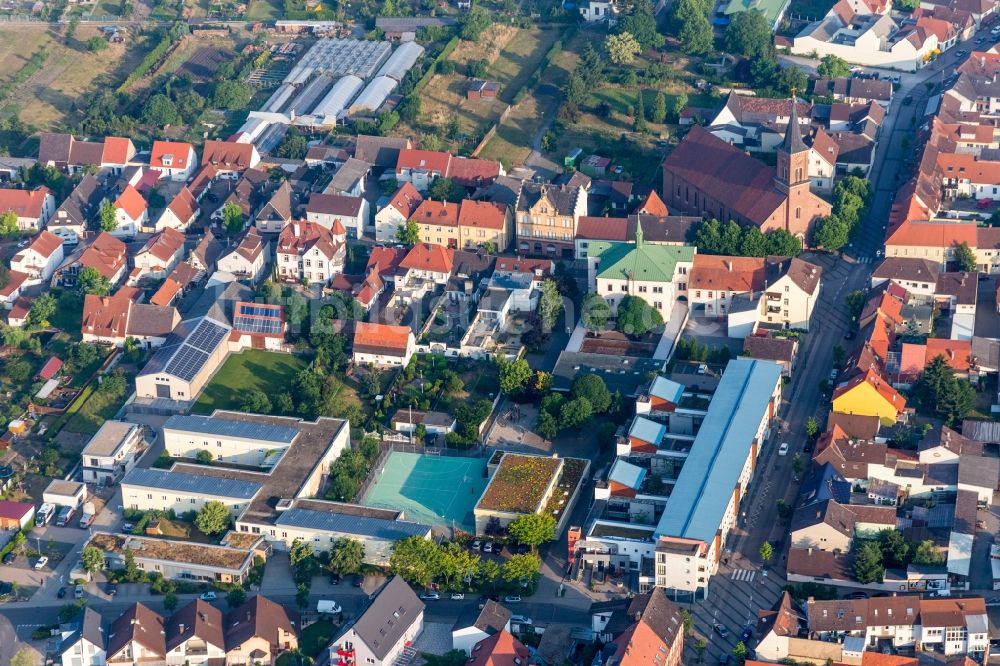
{"left": 226, "top": 587, "right": 247, "bottom": 608}
{"left": 912, "top": 355, "right": 977, "bottom": 425}
{"left": 759, "top": 541, "right": 773, "bottom": 563}
{"left": 497, "top": 357, "right": 532, "bottom": 395}
{"left": 86, "top": 36, "right": 108, "bottom": 52}
{"left": 27, "top": 293, "right": 56, "bottom": 329}
{"left": 776, "top": 66, "right": 809, "bottom": 96}
{"left": 912, "top": 540, "right": 943, "bottom": 565}
{"left": 277, "top": 131, "right": 308, "bottom": 159}
{"left": 671, "top": 91, "right": 689, "bottom": 120}
{"left": 143, "top": 94, "right": 179, "bottom": 126}
{"left": 877, "top": 529, "right": 910, "bottom": 568}
{"left": 817, "top": 54, "right": 851, "bottom": 78}
{"left": 10, "top": 647, "right": 35, "bottom": 666}
{"left": 329, "top": 538, "right": 365, "bottom": 575}
{"left": 791, "top": 452, "right": 803, "bottom": 476}
{"left": 605, "top": 32, "right": 641, "bottom": 65}
{"left": 477, "top": 557, "right": 501, "bottom": 589}
{"left": 195, "top": 500, "right": 231, "bottom": 535}
{"left": 739, "top": 226, "right": 768, "bottom": 257}
{"left": 651, "top": 91, "right": 668, "bottom": 124}
{"left": 390, "top": 536, "right": 441, "bottom": 588}
{"left": 616, "top": 295, "right": 663, "bottom": 337}
{"left": 536, "top": 411, "right": 559, "bottom": 440}
{"left": 96, "top": 196, "right": 121, "bottom": 233}
{"left": 733, "top": 642, "right": 748, "bottom": 660}
{"left": 724, "top": 11, "right": 772, "bottom": 59}
{"left": 163, "top": 592, "right": 179, "bottom": 611}
{"left": 675, "top": 0, "right": 714, "bottom": 55}
{"left": 508, "top": 513, "right": 557, "bottom": 549}
{"left": 582, "top": 293, "right": 612, "bottom": 331}
{"left": 813, "top": 215, "right": 850, "bottom": 251}
{"left": 222, "top": 202, "right": 245, "bottom": 235}
{"left": 559, "top": 396, "right": 593, "bottom": 429}
{"left": 571, "top": 374, "right": 612, "bottom": 413}
{"left": 213, "top": 80, "right": 253, "bottom": 110}
{"left": 460, "top": 6, "right": 491, "bottom": 40}
{"left": 77, "top": 266, "right": 110, "bottom": 296}
{"left": 844, "top": 290, "right": 865, "bottom": 320}
{"left": 617, "top": 0, "right": 664, "bottom": 49}
{"left": 290, "top": 539, "right": 314, "bottom": 568}
{"left": 428, "top": 177, "right": 463, "bottom": 202}
{"left": 634, "top": 90, "right": 648, "bottom": 133}
{"left": 240, "top": 389, "right": 272, "bottom": 414}
{"left": 396, "top": 219, "right": 421, "bottom": 246}
{"left": 81, "top": 545, "right": 105, "bottom": 574}
{"left": 0, "top": 210, "right": 17, "bottom": 237}
{"left": 196, "top": 449, "right": 213, "bottom": 464}
{"left": 954, "top": 241, "right": 977, "bottom": 272}
{"left": 854, "top": 541, "right": 884, "bottom": 584}
{"left": 538, "top": 278, "right": 562, "bottom": 330}
{"left": 806, "top": 416, "right": 819, "bottom": 439}
{"left": 502, "top": 553, "right": 540, "bottom": 583}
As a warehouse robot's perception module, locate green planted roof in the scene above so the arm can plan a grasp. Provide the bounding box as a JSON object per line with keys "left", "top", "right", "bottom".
{"left": 592, "top": 239, "right": 696, "bottom": 283}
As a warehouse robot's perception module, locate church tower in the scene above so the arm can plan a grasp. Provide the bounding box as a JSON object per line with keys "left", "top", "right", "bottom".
{"left": 775, "top": 98, "right": 810, "bottom": 195}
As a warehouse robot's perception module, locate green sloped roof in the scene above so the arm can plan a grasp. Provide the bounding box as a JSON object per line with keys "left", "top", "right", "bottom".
{"left": 593, "top": 241, "right": 696, "bottom": 283}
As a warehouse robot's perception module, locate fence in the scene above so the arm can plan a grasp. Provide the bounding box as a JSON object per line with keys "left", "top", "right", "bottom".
{"left": 471, "top": 104, "right": 512, "bottom": 157}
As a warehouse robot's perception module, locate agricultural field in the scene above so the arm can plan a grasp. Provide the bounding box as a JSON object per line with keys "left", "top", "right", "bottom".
{"left": 0, "top": 26, "right": 149, "bottom": 129}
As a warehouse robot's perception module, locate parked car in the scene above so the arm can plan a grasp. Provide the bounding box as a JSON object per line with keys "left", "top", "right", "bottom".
{"left": 515, "top": 544, "right": 530, "bottom": 555}
{"left": 330, "top": 573, "right": 341, "bottom": 585}
{"left": 420, "top": 591, "right": 440, "bottom": 601}
{"left": 106, "top": 583, "right": 117, "bottom": 597}
{"left": 3, "top": 553, "right": 15, "bottom": 565}
{"left": 828, "top": 368, "right": 839, "bottom": 381}
{"left": 719, "top": 655, "right": 729, "bottom": 666}
{"left": 503, "top": 595, "right": 522, "bottom": 603}
{"left": 740, "top": 626, "right": 753, "bottom": 644}
{"left": 511, "top": 614, "right": 533, "bottom": 625}
{"left": 713, "top": 623, "right": 729, "bottom": 638}
{"left": 471, "top": 540, "right": 482, "bottom": 551}
{"left": 74, "top": 585, "right": 84, "bottom": 599}
{"left": 199, "top": 591, "right": 217, "bottom": 602}
{"left": 956, "top": 49, "right": 969, "bottom": 57}
{"left": 483, "top": 542, "right": 494, "bottom": 553}
{"left": 121, "top": 522, "right": 134, "bottom": 534}
{"left": 450, "top": 593, "right": 465, "bottom": 600}
{"left": 317, "top": 600, "right": 342, "bottom": 614}
{"left": 778, "top": 442, "right": 789, "bottom": 456}
{"left": 57, "top": 587, "right": 67, "bottom": 599}
{"left": 33, "top": 556, "right": 48, "bottom": 570}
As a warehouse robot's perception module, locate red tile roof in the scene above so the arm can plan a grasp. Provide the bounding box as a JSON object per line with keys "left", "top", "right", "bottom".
{"left": 885, "top": 220, "right": 977, "bottom": 248}
{"left": 447, "top": 155, "right": 502, "bottom": 186}
{"left": 833, "top": 368, "right": 906, "bottom": 414}
{"left": 458, "top": 200, "right": 507, "bottom": 230}
{"left": 690, "top": 255, "right": 769, "bottom": 292}
{"left": 150, "top": 278, "right": 182, "bottom": 306}
{"left": 26, "top": 230, "right": 64, "bottom": 259}
{"left": 102, "top": 137, "right": 135, "bottom": 165}
{"left": 36, "top": 357, "right": 63, "bottom": 380}
{"left": 150, "top": 141, "right": 194, "bottom": 171}
{"left": 468, "top": 629, "right": 530, "bottom": 666}
{"left": 385, "top": 182, "right": 423, "bottom": 219}
{"left": 201, "top": 139, "right": 256, "bottom": 170}
{"left": 353, "top": 321, "right": 412, "bottom": 355}
{"left": 412, "top": 200, "right": 459, "bottom": 227}
{"left": 400, "top": 243, "right": 454, "bottom": 274}
{"left": 0, "top": 270, "right": 28, "bottom": 299}
{"left": 608, "top": 620, "right": 670, "bottom": 666}
{"left": 925, "top": 338, "right": 972, "bottom": 371}
{"left": 577, "top": 216, "right": 628, "bottom": 241}
{"left": 167, "top": 187, "right": 198, "bottom": 222}
{"left": 115, "top": 184, "right": 147, "bottom": 221}
{"left": 397, "top": 149, "right": 451, "bottom": 174}
{"left": 139, "top": 227, "right": 185, "bottom": 264}
{"left": 277, "top": 221, "right": 342, "bottom": 260}
{"left": 367, "top": 247, "right": 407, "bottom": 277}
{"left": 636, "top": 190, "right": 669, "bottom": 216}
{"left": 0, "top": 186, "right": 51, "bottom": 219}
{"left": 79, "top": 232, "right": 127, "bottom": 279}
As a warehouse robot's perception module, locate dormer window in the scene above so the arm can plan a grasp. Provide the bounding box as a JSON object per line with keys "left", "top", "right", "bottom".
{"left": 162, "top": 154, "right": 174, "bottom": 167}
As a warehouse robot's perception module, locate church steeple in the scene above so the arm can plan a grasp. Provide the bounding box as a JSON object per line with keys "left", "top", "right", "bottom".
{"left": 781, "top": 95, "right": 807, "bottom": 155}
{"left": 776, "top": 94, "right": 809, "bottom": 194}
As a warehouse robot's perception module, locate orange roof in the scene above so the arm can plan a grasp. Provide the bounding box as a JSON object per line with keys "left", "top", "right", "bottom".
{"left": 0, "top": 270, "right": 28, "bottom": 299}
{"left": 915, "top": 16, "right": 954, "bottom": 43}
{"left": 385, "top": 182, "right": 423, "bottom": 219}
{"left": 140, "top": 227, "right": 185, "bottom": 263}
{"left": 26, "top": 230, "right": 64, "bottom": 259}
{"left": 636, "top": 190, "right": 669, "bottom": 216}
{"left": 201, "top": 139, "right": 256, "bottom": 170}
{"left": 833, "top": 368, "right": 906, "bottom": 414}
{"left": 937, "top": 152, "right": 1000, "bottom": 185}
{"left": 468, "top": 629, "right": 530, "bottom": 666}
{"left": 690, "top": 255, "right": 768, "bottom": 292}
{"left": 0, "top": 186, "right": 51, "bottom": 219}
{"left": 899, "top": 343, "right": 927, "bottom": 377}
{"left": 150, "top": 278, "right": 182, "bottom": 306}
{"left": 925, "top": 337, "right": 972, "bottom": 371}
{"left": 331, "top": 219, "right": 347, "bottom": 236}
{"left": 167, "top": 187, "right": 198, "bottom": 222}
{"left": 79, "top": 232, "right": 127, "bottom": 279}
{"left": 115, "top": 184, "right": 147, "bottom": 221}
{"left": 885, "top": 220, "right": 977, "bottom": 248}
{"left": 411, "top": 200, "right": 459, "bottom": 227}
{"left": 861, "top": 654, "right": 918, "bottom": 666}
{"left": 608, "top": 618, "right": 669, "bottom": 666}
{"left": 353, "top": 321, "right": 412, "bottom": 354}
{"left": 150, "top": 140, "right": 194, "bottom": 170}
{"left": 447, "top": 155, "right": 502, "bottom": 186}
{"left": 576, "top": 216, "right": 628, "bottom": 241}
{"left": 396, "top": 148, "right": 451, "bottom": 174}
{"left": 400, "top": 243, "right": 454, "bottom": 274}
{"left": 102, "top": 137, "right": 134, "bottom": 165}
{"left": 458, "top": 199, "right": 507, "bottom": 230}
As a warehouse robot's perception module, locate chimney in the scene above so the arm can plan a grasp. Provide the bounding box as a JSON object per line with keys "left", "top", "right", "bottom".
{"left": 725, "top": 260, "right": 733, "bottom": 272}
{"left": 178, "top": 623, "right": 185, "bottom": 634}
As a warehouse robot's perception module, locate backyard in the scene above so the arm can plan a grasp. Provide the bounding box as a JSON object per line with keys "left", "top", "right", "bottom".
{"left": 193, "top": 350, "right": 308, "bottom": 413}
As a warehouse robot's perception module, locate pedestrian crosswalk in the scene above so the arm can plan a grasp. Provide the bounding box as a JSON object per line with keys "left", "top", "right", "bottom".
{"left": 730, "top": 569, "right": 757, "bottom": 582}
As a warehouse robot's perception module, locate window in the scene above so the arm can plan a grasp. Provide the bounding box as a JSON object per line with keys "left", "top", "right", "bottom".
{"left": 607, "top": 285, "right": 613, "bottom": 292}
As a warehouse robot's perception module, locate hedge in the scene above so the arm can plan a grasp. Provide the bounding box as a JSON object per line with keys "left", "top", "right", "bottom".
{"left": 117, "top": 25, "right": 186, "bottom": 93}
{"left": 511, "top": 35, "right": 565, "bottom": 105}
{"left": 412, "top": 36, "right": 460, "bottom": 96}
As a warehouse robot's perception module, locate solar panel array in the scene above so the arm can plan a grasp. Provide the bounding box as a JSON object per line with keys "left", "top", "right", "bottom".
{"left": 162, "top": 318, "right": 230, "bottom": 382}
{"left": 234, "top": 303, "right": 283, "bottom": 335}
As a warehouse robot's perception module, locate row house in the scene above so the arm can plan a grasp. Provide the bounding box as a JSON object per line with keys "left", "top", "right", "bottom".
{"left": 255, "top": 181, "right": 294, "bottom": 233}
{"left": 38, "top": 133, "right": 135, "bottom": 174}
{"left": 217, "top": 228, "right": 270, "bottom": 283}
{"left": 408, "top": 198, "right": 513, "bottom": 252}
{"left": 82, "top": 293, "right": 180, "bottom": 348}
{"left": 156, "top": 187, "right": 199, "bottom": 233}
{"left": 0, "top": 186, "right": 55, "bottom": 231}
{"left": 514, "top": 181, "right": 588, "bottom": 258}
{"left": 10, "top": 230, "right": 64, "bottom": 283}
{"left": 130, "top": 227, "right": 185, "bottom": 284}
{"left": 150, "top": 140, "right": 198, "bottom": 181}
{"left": 305, "top": 192, "right": 368, "bottom": 238}
{"left": 276, "top": 220, "right": 346, "bottom": 285}
{"left": 201, "top": 139, "right": 260, "bottom": 178}
{"left": 375, "top": 181, "right": 423, "bottom": 242}
{"left": 394, "top": 148, "right": 503, "bottom": 192}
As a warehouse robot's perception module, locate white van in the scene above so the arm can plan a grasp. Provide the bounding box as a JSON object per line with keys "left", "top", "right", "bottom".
{"left": 317, "top": 600, "right": 342, "bottom": 614}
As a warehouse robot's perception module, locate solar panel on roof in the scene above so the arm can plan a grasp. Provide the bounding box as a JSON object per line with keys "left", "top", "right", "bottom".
{"left": 165, "top": 414, "right": 300, "bottom": 443}
{"left": 187, "top": 319, "right": 229, "bottom": 353}
{"left": 238, "top": 304, "right": 281, "bottom": 318}
{"left": 234, "top": 316, "right": 283, "bottom": 335}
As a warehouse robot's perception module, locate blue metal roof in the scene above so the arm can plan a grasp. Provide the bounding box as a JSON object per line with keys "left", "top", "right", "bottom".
{"left": 274, "top": 507, "right": 431, "bottom": 540}
{"left": 799, "top": 462, "right": 851, "bottom": 505}
{"left": 608, "top": 459, "right": 647, "bottom": 490}
{"left": 654, "top": 359, "right": 783, "bottom": 544}
{"left": 629, "top": 416, "right": 666, "bottom": 446}
{"left": 122, "top": 468, "right": 262, "bottom": 500}
{"left": 649, "top": 376, "right": 684, "bottom": 404}
{"left": 164, "top": 414, "right": 300, "bottom": 444}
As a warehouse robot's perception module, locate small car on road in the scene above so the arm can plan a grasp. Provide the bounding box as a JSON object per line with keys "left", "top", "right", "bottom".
{"left": 74, "top": 585, "right": 84, "bottom": 599}
{"left": 778, "top": 442, "right": 789, "bottom": 456}
{"left": 450, "top": 593, "right": 465, "bottom": 600}
{"left": 713, "top": 623, "right": 729, "bottom": 638}
{"left": 504, "top": 595, "right": 522, "bottom": 603}
{"left": 420, "top": 591, "right": 440, "bottom": 601}
{"left": 199, "top": 591, "right": 217, "bottom": 602}
{"left": 33, "top": 556, "right": 48, "bottom": 570}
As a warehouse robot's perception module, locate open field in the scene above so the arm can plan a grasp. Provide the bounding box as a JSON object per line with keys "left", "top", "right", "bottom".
{"left": 0, "top": 26, "right": 149, "bottom": 129}
{"left": 193, "top": 350, "right": 308, "bottom": 413}
{"left": 246, "top": 0, "right": 282, "bottom": 19}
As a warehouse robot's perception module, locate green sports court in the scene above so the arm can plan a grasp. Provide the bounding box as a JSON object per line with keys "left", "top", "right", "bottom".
{"left": 362, "top": 452, "right": 488, "bottom": 531}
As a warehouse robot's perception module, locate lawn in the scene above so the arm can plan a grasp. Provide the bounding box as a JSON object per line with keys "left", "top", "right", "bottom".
{"left": 63, "top": 381, "right": 130, "bottom": 435}
{"left": 788, "top": 0, "right": 835, "bottom": 20}
{"left": 488, "top": 27, "right": 561, "bottom": 104}
{"left": 193, "top": 350, "right": 308, "bottom": 413}
{"left": 246, "top": 0, "right": 282, "bottom": 19}
{"left": 92, "top": 0, "right": 123, "bottom": 16}
{"left": 299, "top": 621, "right": 336, "bottom": 658}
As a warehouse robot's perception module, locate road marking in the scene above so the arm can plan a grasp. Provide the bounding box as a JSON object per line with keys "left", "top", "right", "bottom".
{"left": 730, "top": 569, "right": 756, "bottom": 582}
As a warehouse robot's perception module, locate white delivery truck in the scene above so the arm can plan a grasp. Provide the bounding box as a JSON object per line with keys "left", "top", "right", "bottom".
{"left": 317, "top": 600, "right": 342, "bottom": 614}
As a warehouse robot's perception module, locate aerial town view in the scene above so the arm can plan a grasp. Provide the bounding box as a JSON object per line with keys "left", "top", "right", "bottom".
{"left": 3, "top": 0, "right": 1000, "bottom": 663}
